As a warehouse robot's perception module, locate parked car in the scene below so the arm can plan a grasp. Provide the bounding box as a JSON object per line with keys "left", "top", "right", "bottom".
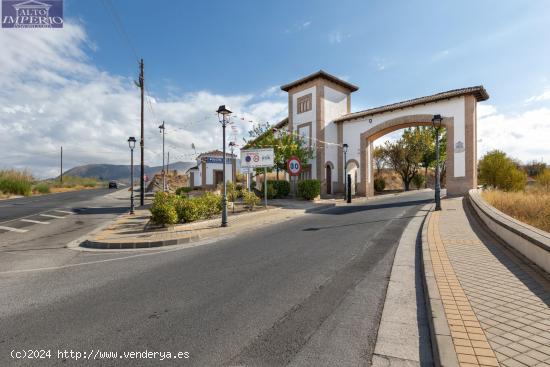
{"left": 108, "top": 180, "right": 118, "bottom": 189}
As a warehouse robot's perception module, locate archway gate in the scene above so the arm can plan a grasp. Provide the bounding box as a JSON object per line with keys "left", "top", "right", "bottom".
{"left": 279, "top": 70, "right": 489, "bottom": 197}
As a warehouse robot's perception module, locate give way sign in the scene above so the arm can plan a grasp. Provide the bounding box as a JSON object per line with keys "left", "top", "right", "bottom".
{"left": 287, "top": 156, "right": 302, "bottom": 176}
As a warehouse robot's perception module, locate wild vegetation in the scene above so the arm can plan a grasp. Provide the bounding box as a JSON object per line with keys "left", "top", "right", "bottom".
{"left": 478, "top": 150, "right": 526, "bottom": 191}
{"left": 0, "top": 169, "right": 33, "bottom": 196}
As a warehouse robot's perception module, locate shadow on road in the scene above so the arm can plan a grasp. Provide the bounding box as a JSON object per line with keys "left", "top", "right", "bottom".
{"left": 316, "top": 198, "right": 433, "bottom": 216}
{"left": 75, "top": 207, "right": 128, "bottom": 215}
{"left": 302, "top": 214, "right": 427, "bottom": 231}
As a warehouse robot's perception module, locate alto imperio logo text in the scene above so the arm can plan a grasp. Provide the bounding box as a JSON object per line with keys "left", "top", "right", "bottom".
{"left": 2, "top": 0, "right": 63, "bottom": 28}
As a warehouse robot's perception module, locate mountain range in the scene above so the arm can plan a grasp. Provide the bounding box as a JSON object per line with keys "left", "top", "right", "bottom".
{"left": 62, "top": 162, "right": 196, "bottom": 181}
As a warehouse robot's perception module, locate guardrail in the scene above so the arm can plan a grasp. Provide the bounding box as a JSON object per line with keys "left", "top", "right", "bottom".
{"left": 468, "top": 189, "right": 550, "bottom": 274}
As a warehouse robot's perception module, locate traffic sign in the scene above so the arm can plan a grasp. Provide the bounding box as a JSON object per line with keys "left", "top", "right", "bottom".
{"left": 240, "top": 148, "right": 274, "bottom": 169}
{"left": 287, "top": 156, "right": 302, "bottom": 176}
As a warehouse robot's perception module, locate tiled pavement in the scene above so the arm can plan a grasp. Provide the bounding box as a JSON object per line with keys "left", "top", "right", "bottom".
{"left": 428, "top": 197, "right": 550, "bottom": 367}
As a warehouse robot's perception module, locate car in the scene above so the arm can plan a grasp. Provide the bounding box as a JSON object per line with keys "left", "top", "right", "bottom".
{"left": 108, "top": 180, "right": 118, "bottom": 189}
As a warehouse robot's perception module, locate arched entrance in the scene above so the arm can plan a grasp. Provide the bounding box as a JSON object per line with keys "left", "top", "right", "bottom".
{"left": 325, "top": 163, "right": 332, "bottom": 194}
{"left": 346, "top": 159, "right": 359, "bottom": 195}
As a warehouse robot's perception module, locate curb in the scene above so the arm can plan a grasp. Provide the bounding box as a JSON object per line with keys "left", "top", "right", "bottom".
{"left": 80, "top": 234, "right": 201, "bottom": 250}
{"left": 420, "top": 206, "right": 459, "bottom": 367}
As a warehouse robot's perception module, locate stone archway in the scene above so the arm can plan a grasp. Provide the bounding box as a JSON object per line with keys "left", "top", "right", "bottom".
{"left": 345, "top": 159, "right": 360, "bottom": 195}
{"left": 357, "top": 114, "right": 465, "bottom": 197}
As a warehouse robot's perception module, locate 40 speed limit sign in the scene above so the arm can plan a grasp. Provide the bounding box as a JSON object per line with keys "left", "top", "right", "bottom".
{"left": 287, "top": 156, "right": 302, "bottom": 176}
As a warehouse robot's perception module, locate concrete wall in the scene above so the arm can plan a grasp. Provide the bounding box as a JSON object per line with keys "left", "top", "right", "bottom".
{"left": 292, "top": 86, "right": 317, "bottom": 179}
{"left": 324, "top": 85, "right": 348, "bottom": 192}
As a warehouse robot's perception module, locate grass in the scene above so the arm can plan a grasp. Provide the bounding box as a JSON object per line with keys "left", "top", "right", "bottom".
{"left": 0, "top": 169, "right": 33, "bottom": 196}
{"left": 482, "top": 188, "right": 550, "bottom": 233}
{"left": 47, "top": 175, "right": 103, "bottom": 189}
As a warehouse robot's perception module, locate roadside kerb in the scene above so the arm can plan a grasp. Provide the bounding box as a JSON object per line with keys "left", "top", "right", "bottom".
{"left": 468, "top": 189, "right": 550, "bottom": 273}
{"left": 421, "top": 206, "right": 460, "bottom": 367}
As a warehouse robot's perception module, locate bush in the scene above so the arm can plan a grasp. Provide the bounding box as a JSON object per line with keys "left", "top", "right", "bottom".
{"left": 267, "top": 180, "right": 290, "bottom": 198}
{"left": 150, "top": 192, "right": 179, "bottom": 225}
{"left": 374, "top": 177, "right": 386, "bottom": 192}
{"left": 199, "top": 191, "right": 222, "bottom": 218}
{"left": 479, "top": 150, "right": 527, "bottom": 192}
{"left": 175, "top": 186, "right": 193, "bottom": 196}
{"left": 412, "top": 174, "right": 425, "bottom": 190}
{"left": 297, "top": 179, "right": 320, "bottom": 200}
{"left": 175, "top": 197, "right": 202, "bottom": 222}
{"left": 536, "top": 168, "right": 550, "bottom": 192}
{"left": 34, "top": 182, "right": 51, "bottom": 194}
{"left": 0, "top": 169, "right": 33, "bottom": 196}
{"left": 242, "top": 189, "right": 260, "bottom": 210}
{"left": 264, "top": 183, "right": 278, "bottom": 199}
{"left": 226, "top": 181, "right": 239, "bottom": 202}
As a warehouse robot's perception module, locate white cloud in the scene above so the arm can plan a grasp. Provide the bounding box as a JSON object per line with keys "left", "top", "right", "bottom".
{"left": 0, "top": 22, "right": 287, "bottom": 178}
{"left": 525, "top": 88, "right": 550, "bottom": 103}
{"left": 328, "top": 31, "right": 350, "bottom": 44}
{"left": 477, "top": 104, "right": 550, "bottom": 163}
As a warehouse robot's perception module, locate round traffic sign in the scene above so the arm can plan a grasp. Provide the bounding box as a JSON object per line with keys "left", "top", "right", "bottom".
{"left": 287, "top": 156, "right": 302, "bottom": 176}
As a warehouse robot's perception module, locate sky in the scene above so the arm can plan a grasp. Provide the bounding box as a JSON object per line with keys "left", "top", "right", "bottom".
{"left": 1, "top": 0, "right": 550, "bottom": 178}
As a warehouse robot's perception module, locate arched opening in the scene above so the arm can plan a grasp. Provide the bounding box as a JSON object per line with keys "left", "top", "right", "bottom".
{"left": 346, "top": 159, "right": 359, "bottom": 195}
{"left": 326, "top": 164, "right": 332, "bottom": 194}
{"left": 358, "top": 114, "right": 453, "bottom": 197}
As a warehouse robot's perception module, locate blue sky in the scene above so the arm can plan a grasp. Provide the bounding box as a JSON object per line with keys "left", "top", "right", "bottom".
{"left": 1, "top": 0, "right": 550, "bottom": 176}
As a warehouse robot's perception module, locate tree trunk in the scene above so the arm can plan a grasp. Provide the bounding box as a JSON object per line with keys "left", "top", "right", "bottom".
{"left": 404, "top": 179, "right": 410, "bottom": 191}
{"left": 424, "top": 166, "right": 428, "bottom": 188}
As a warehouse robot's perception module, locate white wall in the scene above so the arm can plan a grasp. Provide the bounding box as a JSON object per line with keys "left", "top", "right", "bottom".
{"left": 341, "top": 96, "right": 466, "bottom": 181}
{"left": 197, "top": 160, "right": 234, "bottom": 186}
{"left": 292, "top": 86, "right": 316, "bottom": 178}
{"left": 324, "top": 86, "right": 348, "bottom": 178}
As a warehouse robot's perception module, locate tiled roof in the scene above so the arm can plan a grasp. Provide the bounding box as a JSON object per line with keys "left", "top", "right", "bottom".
{"left": 334, "top": 86, "right": 489, "bottom": 123}
{"left": 280, "top": 70, "right": 359, "bottom": 92}
{"left": 196, "top": 150, "right": 235, "bottom": 159}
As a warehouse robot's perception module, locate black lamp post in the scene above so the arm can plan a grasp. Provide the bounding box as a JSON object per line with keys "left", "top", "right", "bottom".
{"left": 343, "top": 143, "right": 348, "bottom": 200}
{"left": 217, "top": 105, "right": 232, "bottom": 227}
{"left": 432, "top": 114, "right": 443, "bottom": 211}
{"left": 128, "top": 136, "right": 136, "bottom": 215}
{"left": 159, "top": 121, "right": 166, "bottom": 192}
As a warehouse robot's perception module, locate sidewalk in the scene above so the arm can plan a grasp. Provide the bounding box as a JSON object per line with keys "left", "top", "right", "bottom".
{"left": 426, "top": 197, "right": 550, "bottom": 367}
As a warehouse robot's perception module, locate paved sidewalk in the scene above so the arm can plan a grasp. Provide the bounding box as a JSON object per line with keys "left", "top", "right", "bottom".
{"left": 427, "top": 197, "right": 550, "bottom": 367}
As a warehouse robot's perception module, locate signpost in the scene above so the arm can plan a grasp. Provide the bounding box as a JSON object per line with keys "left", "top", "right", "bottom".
{"left": 240, "top": 148, "right": 274, "bottom": 207}
{"left": 287, "top": 156, "right": 302, "bottom": 197}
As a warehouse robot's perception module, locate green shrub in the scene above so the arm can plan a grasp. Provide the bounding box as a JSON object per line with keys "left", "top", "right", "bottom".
{"left": 264, "top": 183, "right": 278, "bottom": 199}
{"left": 175, "top": 186, "right": 193, "bottom": 196}
{"left": 412, "top": 174, "right": 425, "bottom": 190}
{"left": 297, "top": 179, "right": 320, "bottom": 200}
{"left": 0, "top": 169, "right": 33, "bottom": 196}
{"left": 226, "top": 181, "right": 239, "bottom": 202}
{"left": 537, "top": 168, "right": 550, "bottom": 192}
{"left": 176, "top": 197, "right": 202, "bottom": 222}
{"left": 34, "top": 182, "right": 51, "bottom": 194}
{"left": 374, "top": 177, "right": 386, "bottom": 192}
{"left": 479, "top": 150, "right": 526, "bottom": 191}
{"left": 267, "top": 180, "right": 290, "bottom": 198}
{"left": 199, "top": 191, "right": 222, "bottom": 218}
{"left": 150, "top": 192, "right": 179, "bottom": 225}
{"left": 242, "top": 189, "right": 260, "bottom": 210}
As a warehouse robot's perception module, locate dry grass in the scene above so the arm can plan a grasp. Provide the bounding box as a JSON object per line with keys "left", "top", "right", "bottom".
{"left": 482, "top": 189, "right": 550, "bottom": 233}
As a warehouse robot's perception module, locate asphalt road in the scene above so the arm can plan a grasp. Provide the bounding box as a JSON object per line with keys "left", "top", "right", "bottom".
{"left": 0, "top": 191, "right": 434, "bottom": 366}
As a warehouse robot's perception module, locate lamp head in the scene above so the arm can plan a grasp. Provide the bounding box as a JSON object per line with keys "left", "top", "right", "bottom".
{"left": 432, "top": 114, "right": 443, "bottom": 129}
{"left": 128, "top": 136, "right": 136, "bottom": 150}
{"left": 343, "top": 143, "right": 349, "bottom": 153}
{"left": 216, "top": 105, "right": 232, "bottom": 116}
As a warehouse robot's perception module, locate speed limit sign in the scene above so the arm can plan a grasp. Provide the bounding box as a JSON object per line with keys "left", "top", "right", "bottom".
{"left": 287, "top": 156, "right": 302, "bottom": 176}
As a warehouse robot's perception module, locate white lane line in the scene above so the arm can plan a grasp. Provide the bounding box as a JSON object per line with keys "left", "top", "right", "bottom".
{"left": 54, "top": 210, "right": 74, "bottom": 215}
{"left": 0, "top": 226, "right": 28, "bottom": 233}
{"left": 20, "top": 219, "right": 50, "bottom": 225}
{"left": 39, "top": 214, "right": 65, "bottom": 219}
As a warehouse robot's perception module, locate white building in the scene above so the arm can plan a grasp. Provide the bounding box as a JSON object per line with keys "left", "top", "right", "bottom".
{"left": 187, "top": 150, "right": 236, "bottom": 189}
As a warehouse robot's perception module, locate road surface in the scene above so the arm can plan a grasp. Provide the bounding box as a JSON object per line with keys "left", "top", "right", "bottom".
{"left": 0, "top": 190, "right": 434, "bottom": 366}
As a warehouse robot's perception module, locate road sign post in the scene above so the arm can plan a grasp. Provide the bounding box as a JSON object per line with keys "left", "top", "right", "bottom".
{"left": 241, "top": 148, "right": 274, "bottom": 205}
{"left": 287, "top": 156, "right": 302, "bottom": 197}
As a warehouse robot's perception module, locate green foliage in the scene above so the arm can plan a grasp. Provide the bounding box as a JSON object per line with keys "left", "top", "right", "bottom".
{"left": 265, "top": 183, "right": 278, "bottom": 199}
{"left": 372, "top": 147, "right": 386, "bottom": 176}
{"left": 175, "top": 197, "right": 202, "bottom": 222}
{"left": 412, "top": 173, "right": 426, "bottom": 190}
{"left": 199, "top": 191, "right": 223, "bottom": 218}
{"left": 175, "top": 186, "right": 193, "bottom": 196}
{"left": 537, "top": 168, "right": 550, "bottom": 191}
{"left": 297, "top": 179, "right": 321, "bottom": 200}
{"left": 374, "top": 177, "right": 386, "bottom": 192}
{"left": 478, "top": 150, "right": 526, "bottom": 192}
{"left": 524, "top": 160, "right": 546, "bottom": 177}
{"left": 34, "top": 182, "right": 51, "bottom": 194}
{"left": 226, "top": 181, "right": 239, "bottom": 202}
{"left": 150, "top": 192, "right": 179, "bottom": 225}
{"left": 49, "top": 175, "right": 102, "bottom": 189}
{"left": 267, "top": 180, "right": 290, "bottom": 198}
{"left": 0, "top": 169, "right": 33, "bottom": 196}
{"left": 242, "top": 189, "right": 260, "bottom": 210}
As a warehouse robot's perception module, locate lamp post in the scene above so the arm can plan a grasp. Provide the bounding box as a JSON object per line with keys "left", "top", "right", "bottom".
{"left": 432, "top": 114, "right": 443, "bottom": 211}
{"left": 217, "top": 105, "right": 232, "bottom": 227}
{"left": 159, "top": 121, "right": 166, "bottom": 192}
{"left": 343, "top": 143, "right": 348, "bottom": 201}
{"left": 128, "top": 137, "right": 136, "bottom": 215}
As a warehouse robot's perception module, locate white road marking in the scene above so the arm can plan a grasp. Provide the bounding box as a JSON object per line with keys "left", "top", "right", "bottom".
{"left": 54, "top": 210, "right": 74, "bottom": 215}
{"left": 0, "top": 226, "right": 28, "bottom": 233}
{"left": 39, "top": 214, "right": 65, "bottom": 219}
{"left": 20, "top": 219, "right": 50, "bottom": 225}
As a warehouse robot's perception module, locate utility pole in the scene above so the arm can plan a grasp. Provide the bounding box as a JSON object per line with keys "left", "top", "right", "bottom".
{"left": 167, "top": 151, "right": 170, "bottom": 173}
{"left": 60, "top": 146, "right": 63, "bottom": 184}
{"left": 159, "top": 121, "right": 166, "bottom": 191}
{"left": 139, "top": 59, "right": 145, "bottom": 206}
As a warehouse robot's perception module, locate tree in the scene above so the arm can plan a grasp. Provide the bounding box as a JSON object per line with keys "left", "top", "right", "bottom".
{"left": 478, "top": 150, "right": 526, "bottom": 191}
{"left": 372, "top": 146, "right": 386, "bottom": 176}
{"left": 536, "top": 168, "right": 550, "bottom": 191}
{"left": 524, "top": 160, "right": 547, "bottom": 177}
{"left": 381, "top": 128, "right": 427, "bottom": 191}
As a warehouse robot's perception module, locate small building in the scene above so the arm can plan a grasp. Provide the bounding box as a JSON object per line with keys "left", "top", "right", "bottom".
{"left": 187, "top": 150, "right": 236, "bottom": 189}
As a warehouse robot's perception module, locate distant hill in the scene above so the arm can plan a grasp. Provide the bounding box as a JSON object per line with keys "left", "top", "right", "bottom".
{"left": 62, "top": 162, "right": 195, "bottom": 182}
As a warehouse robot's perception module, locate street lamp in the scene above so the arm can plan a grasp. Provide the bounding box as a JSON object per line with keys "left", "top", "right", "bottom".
{"left": 159, "top": 121, "right": 166, "bottom": 192}
{"left": 128, "top": 136, "right": 137, "bottom": 215}
{"left": 217, "top": 105, "right": 232, "bottom": 227}
{"left": 343, "top": 143, "right": 349, "bottom": 201}
{"left": 432, "top": 114, "right": 443, "bottom": 211}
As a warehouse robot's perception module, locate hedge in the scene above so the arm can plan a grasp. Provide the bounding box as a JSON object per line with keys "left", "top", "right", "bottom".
{"left": 297, "top": 179, "right": 320, "bottom": 200}
{"left": 267, "top": 180, "right": 290, "bottom": 198}
{"left": 150, "top": 191, "right": 223, "bottom": 225}
{"left": 374, "top": 177, "right": 386, "bottom": 192}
